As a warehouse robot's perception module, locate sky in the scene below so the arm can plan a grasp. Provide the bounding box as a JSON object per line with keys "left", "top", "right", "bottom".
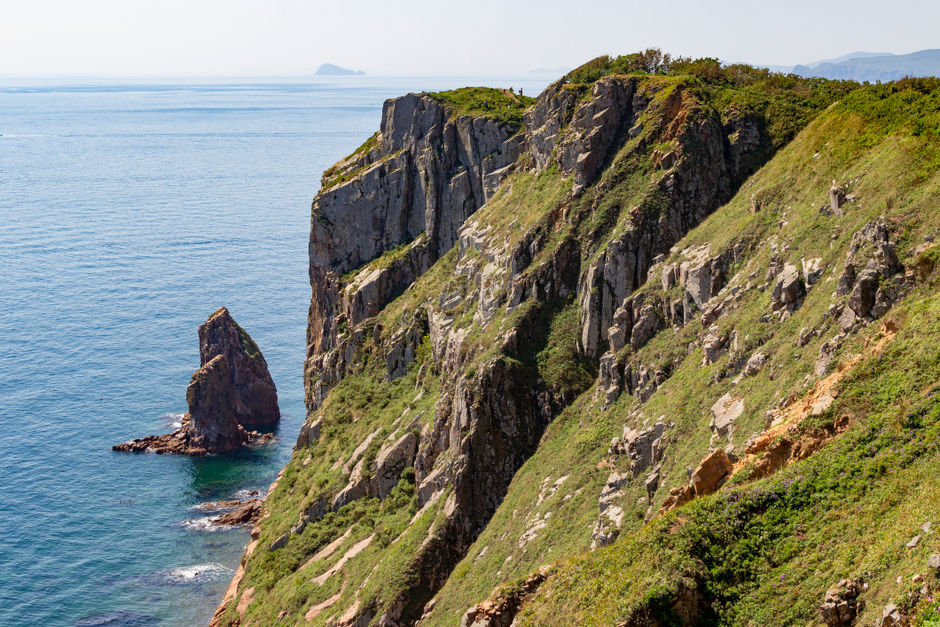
{"left": 1, "top": 0, "right": 938, "bottom": 76}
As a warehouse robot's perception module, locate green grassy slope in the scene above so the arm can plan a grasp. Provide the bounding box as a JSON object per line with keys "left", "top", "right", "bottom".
{"left": 429, "top": 80, "right": 940, "bottom": 625}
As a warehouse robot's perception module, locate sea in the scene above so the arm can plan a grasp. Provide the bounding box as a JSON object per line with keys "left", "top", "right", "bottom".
{"left": 0, "top": 74, "right": 552, "bottom": 626}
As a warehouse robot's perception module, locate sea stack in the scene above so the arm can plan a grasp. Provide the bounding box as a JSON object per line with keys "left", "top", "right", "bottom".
{"left": 113, "top": 307, "right": 279, "bottom": 455}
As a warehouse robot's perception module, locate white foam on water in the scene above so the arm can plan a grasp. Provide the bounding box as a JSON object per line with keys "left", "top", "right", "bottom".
{"left": 160, "top": 412, "right": 185, "bottom": 429}
{"left": 164, "top": 562, "right": 231, "bottom": 584}
{"left": 181, "top": 516, "right": 224, "bottom": 532}
{"left": 232, "top": 488, "right": 265, "bottom": 500}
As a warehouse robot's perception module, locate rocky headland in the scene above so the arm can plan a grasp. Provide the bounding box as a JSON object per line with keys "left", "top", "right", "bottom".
{"left": 114, "top": 307, "right": 279, "bottom": 455}
{"left": 213, "top": 54, "right": 940, "bottom": 627}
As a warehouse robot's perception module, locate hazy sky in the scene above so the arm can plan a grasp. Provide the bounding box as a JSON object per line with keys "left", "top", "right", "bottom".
{"left": 2, "top": 0, "right": 937, "bottom": 76}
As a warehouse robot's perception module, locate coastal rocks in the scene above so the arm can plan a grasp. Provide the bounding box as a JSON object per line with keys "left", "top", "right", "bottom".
{"left": 196, "top": 307, "right": 279, "bottom": 430}
{"left": 113, "top": 308, "right": 278, "bottom": 455}
{"left": 212, "top": 499, "right": 263, "bottom": 527}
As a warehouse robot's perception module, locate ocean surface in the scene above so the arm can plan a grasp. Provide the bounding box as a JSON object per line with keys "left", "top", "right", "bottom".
{"left": 0, "top": 74, "right": 551, "bottom": 626}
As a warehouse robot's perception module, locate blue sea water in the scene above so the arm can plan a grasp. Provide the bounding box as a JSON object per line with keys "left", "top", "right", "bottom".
{"left": 0, "top": 75, "right": 550, "bottom": 626}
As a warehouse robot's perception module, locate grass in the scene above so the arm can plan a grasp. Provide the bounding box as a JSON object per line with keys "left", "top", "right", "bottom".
{"left": 516, "top": 291, "right": 940, "bottom": 626}
{"left": 427, "top": 87, "right": 535, "bottom": 127}
{"left": 420, "top": 84, "right": 940, "bottom": 625}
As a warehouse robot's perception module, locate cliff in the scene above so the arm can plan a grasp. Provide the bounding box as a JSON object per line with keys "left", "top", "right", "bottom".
{"left": 114, "top": 307, "right": 279, "bottom": 454}
{"left": 215, "top": 54, "right": 940, "bottom": 626}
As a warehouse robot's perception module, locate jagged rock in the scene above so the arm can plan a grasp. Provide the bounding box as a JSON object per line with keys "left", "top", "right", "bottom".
{"left": 113, "top": 308, "right": 278, "bottom": 455}
{"left": 744, "top": 351, "right": 766, "bottom": 376}
{"left": 295, "top": 417, "right": 322, "bottom": 449}
{"left": 460, "top": 566, "right": 552, "bottom": 627}
{"left": 819, "top": 578, "right": 863, "bottom": 626}
{"left": 385, "top": 310, "right": 428, "bottom": 381}
{"left": 691, "top": 448, "right": 732, "bottom": 496}
{"left": 837, "top": 263, "right": 857, "bottom": 296}
{"left": 802, "top": 257, "right": 825, "bottom": 287}
{"left": 702, "top": 328, "right": 727, "bottom": 365}
{"left": 332, "top": 458, "right": 370, "bottom": 510}
{"left": 848, "top": 267, "right": 880, "bottom": 317}
{"left": 621, "top": 422, "right": 668, "bottom": 477}
{"left": 710, "top": 393, "right": 744, "bottom": 441}
{"left": 771, "top": 263, "right": 804, "bottom": 311}
{"left": 196, "top": 307, "right": 280, "bottom": 429}
{"left": 304, "top": 94, "right": 524, "bottom": 410}
{"left": 630, "top": 304, "right": 660, "bottom": 351}
{"left": 554, "top": 77, "right": 636, "bottom": 194}
{"left": 370, "top": 432, "right": 418, "bottom": 499}
{"left": 186, "top": 355, "right": 248, "bottom": 451}
{"left": 881, "top": 603, "right": 903, "bottom": 627}
{"left": 928, "top": 554, "right": 940, "bottom": 569}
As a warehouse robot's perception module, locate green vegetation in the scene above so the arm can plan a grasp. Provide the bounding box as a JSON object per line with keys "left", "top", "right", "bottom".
{"left": 225, "top": 56, "right": 940, "bottom": 627}
{"left": 427, "top": 86, "right": 535, "bottom": 127}
{"left": 422, "top": 79, "right": 940, "bottom": 625}
{"left": 517, "top": 292, "right": 940, "bottom": 626}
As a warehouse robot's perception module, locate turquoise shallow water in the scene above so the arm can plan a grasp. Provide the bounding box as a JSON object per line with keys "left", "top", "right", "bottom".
{"left": 0, "top": 75, "right": 549, "bottom": 626}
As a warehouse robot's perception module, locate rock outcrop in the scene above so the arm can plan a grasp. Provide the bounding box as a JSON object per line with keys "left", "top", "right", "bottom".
{"left": 304, "top": 94, "right": 525, "bottom": 409}
{"left": 113, "top": 307, "right": 279, "bottom": 455}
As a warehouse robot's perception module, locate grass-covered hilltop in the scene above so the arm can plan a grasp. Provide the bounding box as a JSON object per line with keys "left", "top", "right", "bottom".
{"left": 212, "top": 50, "right": 940, "bottom": 626}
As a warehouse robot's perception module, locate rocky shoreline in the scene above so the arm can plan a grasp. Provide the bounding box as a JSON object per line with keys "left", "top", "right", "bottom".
{"left": 113, "top": 307, "right": 280, "bottom": 455}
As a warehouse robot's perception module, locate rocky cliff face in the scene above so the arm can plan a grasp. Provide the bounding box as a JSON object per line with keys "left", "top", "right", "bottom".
{"left": 211, "top": 66, "right": 940, "bottom": 627}
{"left": 214, "top": 71, "right": 792, "bottom": 626}
{"left": 305, "top": 92, "right": 525, "bottom": 409}
{"left": 113, "top": 307, "right": 278, "bottom": 455}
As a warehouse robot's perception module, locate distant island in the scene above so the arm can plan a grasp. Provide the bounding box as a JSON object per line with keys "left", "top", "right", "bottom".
{"left": 315, "top": 63, "right": 365, "bottom": 76}
{"left": 758, "top": 49, "right": 940, "bottom": 82}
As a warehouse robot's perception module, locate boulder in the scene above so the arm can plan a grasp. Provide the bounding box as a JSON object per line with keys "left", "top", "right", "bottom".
{"left": 771, "top": 263, "right": 804, "bottom": 310}
{"left": 710, "top": 393, "right": 744, "bottom": 440}
{"left": 819, "top": 578, "right": 863, "bottom": 626}
{"left": 848, "top": 268, "right": 880, "bottom": 318}
{"left": 744, "top": 352, "right": 766, "bottom": 376}
{"left": 691, "top": 448, "right": 732, "bottom": 496}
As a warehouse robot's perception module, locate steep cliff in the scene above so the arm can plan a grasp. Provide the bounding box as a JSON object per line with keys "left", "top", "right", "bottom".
{"left": 216, "top": 57, "right": 940, "bottom": 627}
